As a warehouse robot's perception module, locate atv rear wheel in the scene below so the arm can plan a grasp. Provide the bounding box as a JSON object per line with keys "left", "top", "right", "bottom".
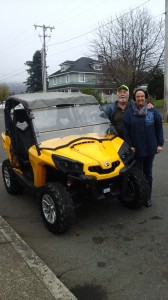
{"left": 40, "top": 182, "right": 75, "bottom": 234}
{"left": 2, "top": 159, "right": 24, "bottom": 194}
{"left": 119, "top": 167, "right": 149, "bottom": 209}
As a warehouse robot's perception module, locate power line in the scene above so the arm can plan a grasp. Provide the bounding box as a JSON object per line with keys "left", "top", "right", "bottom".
{"left": 48, "top": 42, "right": 88, "bottom": 57}
{"left": 0, "top": 70, "right": 26, "bottom": 82}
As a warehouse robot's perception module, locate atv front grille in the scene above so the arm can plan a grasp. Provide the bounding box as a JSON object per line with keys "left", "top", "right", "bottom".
{"left": 88, "top": 160, "right": 120, "bottom": 174}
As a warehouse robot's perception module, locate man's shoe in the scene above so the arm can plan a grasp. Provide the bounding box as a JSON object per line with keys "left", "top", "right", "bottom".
{"left": 145, "top": 200, "right": 152, "bottom": 208}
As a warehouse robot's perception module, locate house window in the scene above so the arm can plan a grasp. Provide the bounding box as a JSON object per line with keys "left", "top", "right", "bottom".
{"left": 79, "top": 73, "right": 85, "bottom": 82}
{"left": 61, "top": 65, "right": 65, "bottom": 72}
{"left": 94, "top": 64, "right": 102, "bottom": 70}
{"left": 53, "top": 77, "right": 57, "bottom": 85}
{"left": 66, "top": 74, "right": 69, "bottom": 83}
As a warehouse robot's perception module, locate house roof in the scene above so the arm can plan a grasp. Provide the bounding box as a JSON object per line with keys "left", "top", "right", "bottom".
{"left": 60, "top": 60, "right": 74, "bottom": 65}
{"left": 49, "top": 57, "right": 101, "bottom": 77}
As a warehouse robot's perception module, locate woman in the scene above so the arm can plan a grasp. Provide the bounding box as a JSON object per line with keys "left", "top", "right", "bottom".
{"left": 123, "top": 88, "right": 164, "bottom": 207}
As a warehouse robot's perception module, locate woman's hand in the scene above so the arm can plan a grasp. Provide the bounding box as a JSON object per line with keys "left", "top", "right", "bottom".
{"left": 131, "top": 147, "right": 136, "bottom": 153}
{"left": 157, "top": 146, "right": 163, "bottom": 153}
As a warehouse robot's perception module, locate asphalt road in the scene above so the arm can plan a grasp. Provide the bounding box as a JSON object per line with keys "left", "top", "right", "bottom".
{"left": 0, "top": 110, "right": 168, "bottom": 300}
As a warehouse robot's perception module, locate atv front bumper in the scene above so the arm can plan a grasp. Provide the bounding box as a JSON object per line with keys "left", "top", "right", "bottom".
{"left": 68, "top": 162, "right": 135, "bottom": 201}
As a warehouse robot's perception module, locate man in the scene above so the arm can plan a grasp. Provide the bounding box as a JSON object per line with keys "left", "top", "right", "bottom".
{"left": 105, "top": 84, "right": 133, "bottom": 138}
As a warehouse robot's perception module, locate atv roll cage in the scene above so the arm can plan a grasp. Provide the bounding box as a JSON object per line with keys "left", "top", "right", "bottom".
{"left": 4, "top": 92, "right": 115, "bottom": 156}
{"left": 3, "top": 92, "right": 135, "bottom": 182}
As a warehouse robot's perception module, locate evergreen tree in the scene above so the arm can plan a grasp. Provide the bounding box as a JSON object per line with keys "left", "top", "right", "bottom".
{"left": 80, "top": 88, "right": 102, "bottom": 103}
{"left": 147, "top": 68, "right": 164, "bottom": 99}
{"left": 25, "top": 50, "right": 42, "bottom": 93}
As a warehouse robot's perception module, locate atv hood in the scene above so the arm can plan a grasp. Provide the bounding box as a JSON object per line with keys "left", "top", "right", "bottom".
{"left": 40, "top": 133, "right": 124, "bottom": 170}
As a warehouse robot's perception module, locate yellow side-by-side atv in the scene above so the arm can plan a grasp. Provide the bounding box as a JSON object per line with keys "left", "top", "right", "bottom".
{"left": 1, "top": 92, "right": 149, "bottom": 233}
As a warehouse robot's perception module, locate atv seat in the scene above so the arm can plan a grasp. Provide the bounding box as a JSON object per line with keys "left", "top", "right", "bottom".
{"left": 13, "top": 109, "right": 34, "bottom": 162}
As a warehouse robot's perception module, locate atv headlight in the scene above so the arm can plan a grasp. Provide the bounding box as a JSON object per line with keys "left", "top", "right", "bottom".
{"left": 52, "top": 154, "right": 83, "bottom": 174}
{"left": 118, "top": 142, "right": 134, "bottom": 164}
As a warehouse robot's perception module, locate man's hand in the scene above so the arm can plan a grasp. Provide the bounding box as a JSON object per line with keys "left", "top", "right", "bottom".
{"left": 147, "top": 103, "right": 154, "bottom": 109}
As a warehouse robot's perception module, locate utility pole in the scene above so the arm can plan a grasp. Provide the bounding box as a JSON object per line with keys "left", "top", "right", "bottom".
{"left": 34, "top": 24, "right": 55, "bottom": 92}
{"left": 164, "top": 0, "right": 168, "bottom": 122}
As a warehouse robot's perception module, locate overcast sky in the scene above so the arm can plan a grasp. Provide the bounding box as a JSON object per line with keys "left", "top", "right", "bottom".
{"left": 0, "top": 0, "right": 165, "bottom": 84}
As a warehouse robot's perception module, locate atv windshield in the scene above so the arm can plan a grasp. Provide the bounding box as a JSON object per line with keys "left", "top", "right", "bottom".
{"left": 32, "top": 104, "right": 116, "bottom": 143}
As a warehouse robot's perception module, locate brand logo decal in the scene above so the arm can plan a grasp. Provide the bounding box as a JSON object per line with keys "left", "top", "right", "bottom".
{"left": 104, "top": 161, "right": 110, "bottom": 167}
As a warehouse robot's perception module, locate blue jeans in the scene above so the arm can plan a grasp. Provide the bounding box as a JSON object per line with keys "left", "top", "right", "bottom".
{"left": 135, "top": 155, "right": 155, "bottom": 200}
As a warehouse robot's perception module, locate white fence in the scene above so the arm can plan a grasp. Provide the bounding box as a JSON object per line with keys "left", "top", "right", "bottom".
{"left": 0, "top": 103, "right": 5, "bottom": 109}
{"left": 101, "top": 93, "right": 117, "bottom": 103}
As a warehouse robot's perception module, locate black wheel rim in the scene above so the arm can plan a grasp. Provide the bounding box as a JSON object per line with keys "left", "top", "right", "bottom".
{"left": 4, "top": 167, "right": 11, "bottom": 188}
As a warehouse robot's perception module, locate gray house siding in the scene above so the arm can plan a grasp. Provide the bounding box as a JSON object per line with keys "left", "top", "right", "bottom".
{"left": 49, "top": 72, "right": 97, "bottom": 89}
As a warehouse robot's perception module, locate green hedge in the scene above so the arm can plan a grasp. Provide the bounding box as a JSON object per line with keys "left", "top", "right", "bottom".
{"left": 151, "top": 99, "right": 164, "bottom": 109}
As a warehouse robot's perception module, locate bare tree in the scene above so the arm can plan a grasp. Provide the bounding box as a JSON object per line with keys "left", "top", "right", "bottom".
{"left": 90, "top": 7, "right": 164, "bottom": 95}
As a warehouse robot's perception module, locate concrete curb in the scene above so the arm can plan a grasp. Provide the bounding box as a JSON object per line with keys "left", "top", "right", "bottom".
{"left": 0, "top": 216, "right": 77, "bottom": 300}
